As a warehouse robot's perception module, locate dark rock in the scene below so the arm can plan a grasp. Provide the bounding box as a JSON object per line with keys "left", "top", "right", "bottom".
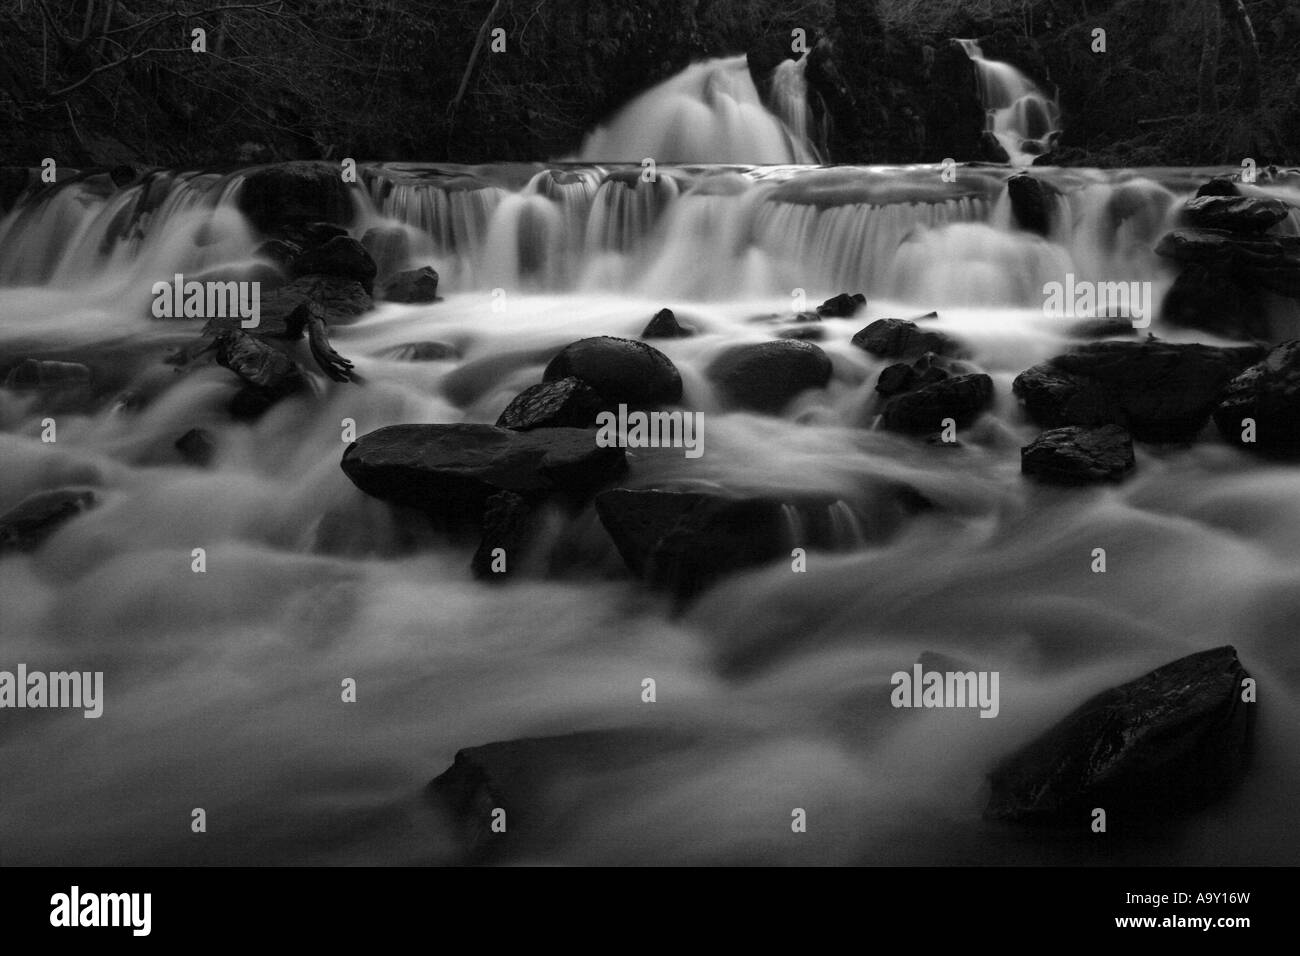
{"left": 0, "top": 166, "right": 32, "bottom": 212}
{"left": 290, "top": 236, "right": 377, "bottom": 295}
{"left": 471, "top": 491, "right": 536, "bottom": 580}
{"left": 254, "top": 276, "right": 373, "bottom": 330}
{"left": 543, "top": 336, "right": 682, "bottom": 407}
{"left": 1067, "top": 317, "right": 1139, "bottom": 339}
{"left": 875, "top": 352, "right": 953, "bottom": 396}
{"left": 1021, "top": 425, "right": 1135, "bottom": 485}
{"left": 427, "top": 729, "right": 697, "bottom": 863}
{"left": 1213, "top": 340, "right": 1300, "bottom": 458}
{"left": 496, "top": 377, "right": 605, "bottom": 431}
{"left": 255, "top": 238, "right": 303, "bottom": 267}
{"left": 641, "top": 308, "right": 693, "bottom": 339}
{"left": 1007, "top": 173, "right": 1054, "bottom": 236}
{"left": 212, "top": 330, "right": 307, "bottom": 416}
{"left": 791, "top": 311, "right": 822, "bottom": 323}
{"left": 237, "top": 161, "right": 355, "bottom": 234}
{"left": 876, "top": 362, "right": 917, "bottom": 396}
{"left": 379, "top": 266, "right": 439, "bottom": 303}
{"left": 296, "top": 221, "right": 350, "bottom": 247}
{"left": 4, "top": 359, "right": 91, "bottom": 390}
{"left": 816, "top": 292, "right": 867, "bottom": 318}
{"left": 986, "top": 647, "right": 1253, "bottom": 826}
{"left": 1158, "top": 265, "right": 1269, "bottom": 340}
{"left": 0, "top": 488, "right": 97, "bottom": 553}
{"left": 1154, "top": 230, "right": 1300, "bottom": 298}
{"left": 341, "top": 424, "right": 626, "bottom": 524}
{"left": 777, "top": 325, "right": 825, "bottom": 341}
{"left": 1183, "top": 195, "right": 1291, "bottom": 233}
{"left": 1195, "top": 177, "right": 1240, "bottom": 198}
{"left": 1012, "top": 340, "right": 1264, "bottom": 442}
{"left": 381, "top": 341, "right": 459, "bottom": 362}
{"left": 175, "top": 428, "right": 216, "bottom": 467}
{"left": 707, "top": 339, "right": 832, "bottom": 414}
{"left": 881, "top": 373, "right": 994, "bottom": 433}
{"left": 851, "top": 318, "right": 964, "bottom": 358}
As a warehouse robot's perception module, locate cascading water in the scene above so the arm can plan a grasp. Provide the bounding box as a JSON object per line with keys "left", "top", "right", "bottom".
{"left": 958, "top": 39, "right": 1061, "bottom": 165}
{"left": 1, "top": 158, "right": 1299, "bottom": 865}
{"left": 576, "top": 55, "right": 818, "bottom": 164}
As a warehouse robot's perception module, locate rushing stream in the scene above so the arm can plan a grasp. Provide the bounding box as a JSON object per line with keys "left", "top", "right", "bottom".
{"left": 1, "top": 51, "right": 1298, "bottom": 866}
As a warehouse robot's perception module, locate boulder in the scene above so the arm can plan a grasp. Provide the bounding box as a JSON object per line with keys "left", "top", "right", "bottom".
{"left": 851, "top": 318, "right": 964, "bottom": 358}
{"left": 341, "top": 424, "right": 626, "bottom": 523}
{"left": 880, "top": 373, "right": 994, "bottom": 433}
{"left": 1020, "top": 424, "right": 1135, "bottom": 485}
{"left": 1213, "top": 340, "right": 1300, "bottom": 458}
{"left": 986, "top": 647, "right": 1254, "bottom": 826}
{"left": 379, "top": 266, "right": 440, "bottom": 304}
{"left": 874, "top": 352, "right": 952, "bottom": 396}
{"left": 543, "top": 336, "right": 682, "bottom": 407}
{"left": 0, "top": 488, "right": 97, "bottom": 553}
{"left": 237, "top": 161, "right": 355, "bottom": 234}
{"left": 495, "top": 377, "right": 605, "bottom": 431}
{"left": 290, "top": 236, "right": 377, "bottom": 295}
{"left": 1183, "top": 195, "right": 1291, "bottom": 233}
{"left": 1012, "top": 340, "right": 1264, "bottom": 442}
{"left": 1007, "top": 173, "right": 1054, "bottom": 236}
{"left": 707, "top": 339, "right": 832, "bottom": 413}
{"left": 1195, "top": 177, "right": 1239, "bottom": 198}
{"left": 212, "top": 330, "right": 306, "bottom": 418}
{"left": 1157, "top": 265, "right": 1269, "bottom": 340}
{"left": 641, "top": 308, "right": 693, "bottom": 339}
{"left": 816, "top": 292, "right": 867, "bottom": 317}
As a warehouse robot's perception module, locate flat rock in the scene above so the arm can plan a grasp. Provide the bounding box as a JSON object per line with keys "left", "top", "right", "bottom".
{"left": 1012, "top": 340, "right": 1264, "bottom": 442}
{"left": 986, "top": 647, "right": 1253, "bottom": 826}
{"left": 707, "top": 339, "right": 832, "bottom": 413}
{"left": 543, "top": 336, "right": 682, "bottom": 407}
{"left": 1183, "top": 195, "right": 1291, "bottom": 233}
{"left": 852, "top": 318, "right": 964, "bottom": 358}
{"left": 1021, "top": 424, "right": 1135, "bottom": 485}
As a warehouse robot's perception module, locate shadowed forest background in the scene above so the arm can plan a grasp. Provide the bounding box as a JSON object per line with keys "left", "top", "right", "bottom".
{"left": 2, "top": 0, "right": 1300, "bottom": 166}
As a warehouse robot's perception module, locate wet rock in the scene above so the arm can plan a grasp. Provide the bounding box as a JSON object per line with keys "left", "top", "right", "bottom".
{"left": 237, "top": 161, "right": 355, "bottom": 234}
{"left": 986, "top": 647, "right": 1254, "bottom": 826}
{"left": 816, "top": 292, "right": 866, "bottom": 317}
{"left": 543, "top": 336, "right": 682, "bottom": 408}
{"left": 1007, "top": 172, "right": 1054, "bottom": 236}
{"left": 379, "top": 266, "right": 439, "bottom": 303}
{"left": 1196, "top": 177, "right": 1240, "bottom": 198}
{"left": 4, "top": 359, "right": 92, "bottom": 390}
{"left": 360, "top": 225, "right": 412, "bottom": 278}
{"left": 777, "top": 325, "right": 826, "bottom": 341}
{"left": 294, "top": 221, "right": 350, "bottom": 247}
{"left": 1157, "top": 265, "right": 1269, "bottom": 341}
{"left": 290, "top": 236, "right": 377, "bottom": 295}
{"left": 1021, "top": 425, "right": 1135, "bottom": 485}
{"left": 496, "top": 377, "right": 605, "bottom": 431}
{"left": 851, "top": 318, "right": 963, "bottom": 358}
{"left": 707, "top": 339, "right": 832, "bottom": 413}
{"left": 1213, "top": 340, "right": 1300, "bottom": 458}
{"left": 1012, "top": 340, "right": 1263, "bottom": 442}
{"left": 641, "top": 308, "right": 693, "bottom": 339}
{"left": 255, "top": 238, "right": 303, "bottom": 267}
{"left": 471, "top": 491, "right": 537, "bottom": 580}
{"left": 0, "top": 488, "right": 97, "bottom": 553}
{"left": 255, "top": 275, "right": 373, "bottom": 329}
{"left": 380, "top": 341, "right": 459, "bottom": 362}
{"left": 212, "top": 330, "right": 307, "bottom": 417}
{"left": 1067, "top": 317, "right": 1139, "bottom": 339}
{"left": 881, "top": 373, "right": 994, "bottom": 433}
{"left": 341, "top": 424, "right": 626, "bottom": 524}
{"left": 875, "top": 352, "right": 952, "bottom": 396}
{"left": 876, "top": 362, "right": 917, "bottom": 396}
{"left": 175, "top": 428, "right": 216, "bottom": 467}
{"left": 428, "top": 728, "right": 697, "bottom": 863}
{"left": 1183, "top": 195, "right": 1291, "bottom": 233}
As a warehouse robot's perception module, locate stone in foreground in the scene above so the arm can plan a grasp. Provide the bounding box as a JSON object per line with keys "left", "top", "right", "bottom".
{"left": 986, "top": 647, "right": 1253, "bottom": 826}
{"left": 1021, "top": 424, "right": 1135, "bottom": 485}
{"left": 543, "top": 336, "right": 682, "bottom": 407}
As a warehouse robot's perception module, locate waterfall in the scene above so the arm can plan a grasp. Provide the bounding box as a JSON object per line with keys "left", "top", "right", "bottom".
{"left": 575, "top": 55, "right": 818, "bottom": 164}
{"left": 957, "top": 39, "right": 1061, "bottom": 165}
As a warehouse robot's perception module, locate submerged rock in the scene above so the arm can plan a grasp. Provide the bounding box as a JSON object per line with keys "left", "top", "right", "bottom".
{"left": 341, "top": 423, "right": 626, "bottom": 524}
{"left": 1213, "top": 340, "right": 1300, "bottom": 458}
{"left": 290, "top": 236, "right": 377, "bottom": 295}
{"left": 1066, "top": 317, "right": 1139, "bottom": 339}
{"left": 707, "top": 339, "right": 832, "bottom": 413}
{"left": 641, "top": 308, "right": 693, "bottom": 339}
{"left": 495, "top": 377, "right": 605, "bottom": 431}
{"left": 881, "top": 373, "right": 994, "bottom": 433}
{"left": 1021, "top": 424, "right": 1135, "bottom": 485}
{"left": 379, "top": 266, "right": 440, "bottom": 303}
{"left": 0, "top": 488, "right": 97, "bottom": 553}
{"left": 543, "top": 336, "right": 682, "bottom": 407}
{"left": 986, "top": 647, "right": 1254, "bottom": 826}
{"left": 777, "top": 325, "right": 825, "bottom": 341}
{"left": 380, "top": 341, "right": 459, "bottom": 362}
{"left": 470, "top": 490, "right": 536, "bottom": 580}
{"left": 1012, "top": 340, "right": 1263, "bottom": 442}
{"left": 174, "top": 427, "right": 216, "bottom": 467}
{"left": 4, "top": 359, "right": 91, "bottom": 390}
{"left": 852, "top": 318, "right": 963, "bottom": 358}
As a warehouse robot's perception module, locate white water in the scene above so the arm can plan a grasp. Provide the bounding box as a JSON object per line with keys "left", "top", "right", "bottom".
{"left": 958, "top": 39, "right": 1062, "bottom": 166}
{"left": 1, "top": 161, "right": 1299, "bottom": 864}
{"left": 576, "top": 55, "right": 817, "bottom": 164}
